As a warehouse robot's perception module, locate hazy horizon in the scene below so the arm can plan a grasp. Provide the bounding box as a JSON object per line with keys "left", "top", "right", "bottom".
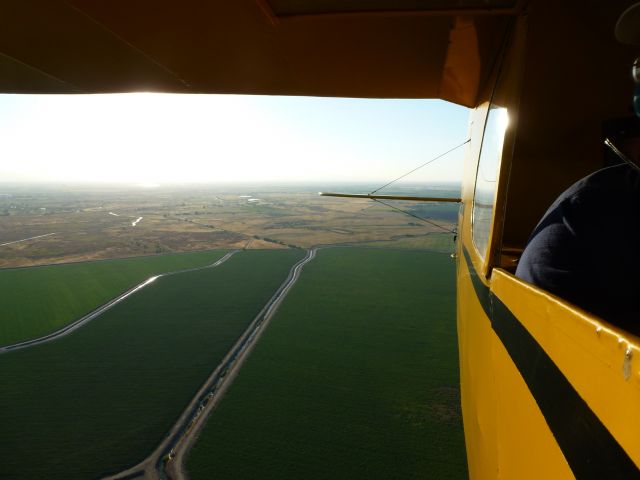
{"left": 0, "top": 94, "right": 469, "bottom": 186}
{"left": 0, "top": 180, "right": 462, "bottom": 197}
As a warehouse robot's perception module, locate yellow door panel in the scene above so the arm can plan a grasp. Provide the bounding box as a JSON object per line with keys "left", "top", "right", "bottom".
{"left": 457, "top": 246, "right": 498, "bottom": 480}
{"left": 459, "top": 243, "right": 572, "bottom": 480}
{"left": 493, "top": 332, "right": 574, "bottom": 479}
{"left": 491, "top": 269, "right": 640, "bottom": 470}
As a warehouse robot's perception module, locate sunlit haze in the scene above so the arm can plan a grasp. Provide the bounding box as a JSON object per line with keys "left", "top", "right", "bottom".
{"left": 0, "top": 94, "right": 469, "bottom": 186}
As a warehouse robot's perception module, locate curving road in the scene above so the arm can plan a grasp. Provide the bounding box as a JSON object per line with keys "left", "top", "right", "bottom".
{"left": 0, "top": 251, "right": 238, "bottom": 355}
{"left": 105, "top": 248, "right": 317, "bottom": 480}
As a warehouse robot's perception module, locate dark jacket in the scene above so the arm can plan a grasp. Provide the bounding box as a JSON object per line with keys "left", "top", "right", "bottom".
{"left": 516, "top": 164, "right": 640, "bottom": 332}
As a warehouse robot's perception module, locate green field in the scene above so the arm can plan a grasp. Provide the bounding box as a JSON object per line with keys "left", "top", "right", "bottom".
{"left": 0, "top": 249, "right": 304, "bottom": 480}
{"left": 186, "top": 247, "right": 467, "bottom": 479}
{"left": 0, "top": 250, "right": 230, "bottom": 346}
{"left": 407, "top": 202, "right": 459, "bottom": 223}
{"left": 358, "top": 232, "right": 455, "bottom": 252}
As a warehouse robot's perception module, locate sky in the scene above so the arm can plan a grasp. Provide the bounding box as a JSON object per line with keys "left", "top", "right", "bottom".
{"left": 0, "top": 94, "right": 469, "bottom": 186}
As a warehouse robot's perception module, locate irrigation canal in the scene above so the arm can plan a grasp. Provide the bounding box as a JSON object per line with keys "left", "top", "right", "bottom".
{"left": 0, "top": 251, "right": 238, "bottom": 354}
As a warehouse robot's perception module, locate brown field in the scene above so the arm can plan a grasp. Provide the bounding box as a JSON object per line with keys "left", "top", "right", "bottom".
{"left": 0, "top": 184, "right": 457, "bottom": 268}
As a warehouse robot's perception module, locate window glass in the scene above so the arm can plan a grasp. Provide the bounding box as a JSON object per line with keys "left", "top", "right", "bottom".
{"left": 472, "top": 105, "right": 508, "bottom": 258}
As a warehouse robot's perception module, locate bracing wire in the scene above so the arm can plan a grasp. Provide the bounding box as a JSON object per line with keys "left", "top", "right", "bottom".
{"left": 369, "top": 138, "right": 470, "bottom": 195}
{"left": 373, "top": 199, "right": 457, "bottom": 234}
{"left": 366, "top": 138, "right": 468, "bottom": 235}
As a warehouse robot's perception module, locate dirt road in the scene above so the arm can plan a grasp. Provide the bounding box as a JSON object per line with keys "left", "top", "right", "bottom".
{"left": 105, "top": 248, "right": 317, "bottom": 480}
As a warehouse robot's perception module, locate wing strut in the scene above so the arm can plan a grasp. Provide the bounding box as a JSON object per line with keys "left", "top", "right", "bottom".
{"left": 320, "top": 138, "right": 468, "bottom": 234}
{"left": 319, "top": 192, "right": 460, "bottom": 202}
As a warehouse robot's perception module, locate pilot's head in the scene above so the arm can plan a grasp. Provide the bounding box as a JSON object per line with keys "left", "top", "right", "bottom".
{"left": 607, "top": 4, "right": 640, "bottom": 165}
{"left": 615, "top": 3, "right": 640, "bottom": 117}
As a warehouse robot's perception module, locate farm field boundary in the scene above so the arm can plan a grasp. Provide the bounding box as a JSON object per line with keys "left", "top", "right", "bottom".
{"left": 107, "top": 248, "right": 317, "bottom": 480}
{"left": 0, "top": 249, "right": 305, "bottom": 480}
{"left": 185, "top": 247, "right": 467, "bottom": 480}
{"left": 0, "top": 249, "right": 232, "bottom": 346}
{"left": 0, "top": 251, "right": 237, "bottom": 354}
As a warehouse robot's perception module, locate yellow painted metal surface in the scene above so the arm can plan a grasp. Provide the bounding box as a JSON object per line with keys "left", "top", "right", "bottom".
{"left": 457, "top": 97, "right": 497, "bottom": 480}
{"left": 492, "top": 270, "right": 640, "bottom": 469}
{"left": 456, "top": 10, "right": 581, "bottom": 478}
{"left": 456, "top": 251, "right": 499, "bottom": 479}
{"left": 458, "top": 238, "right": 576, "bottom": 479}
{"left": 456, "top": 44, "right": 486, "bottom": 470}
{"left": 491, "top": 333, "right": 574, "bottom": 479}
